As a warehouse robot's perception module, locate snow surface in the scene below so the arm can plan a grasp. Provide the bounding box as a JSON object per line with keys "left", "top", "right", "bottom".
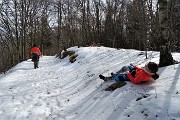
{"left": 0, "top": 46, "right": 180, "bottom": 120}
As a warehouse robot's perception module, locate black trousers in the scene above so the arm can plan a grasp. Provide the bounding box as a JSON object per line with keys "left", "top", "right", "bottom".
{"left": 32, "top": 53, "right": 39, "bottom": 69}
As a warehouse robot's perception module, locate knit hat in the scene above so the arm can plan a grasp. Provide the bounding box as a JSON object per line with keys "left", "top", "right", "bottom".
{"left": 147, "top": 62, "right": 158, "bottom": 73}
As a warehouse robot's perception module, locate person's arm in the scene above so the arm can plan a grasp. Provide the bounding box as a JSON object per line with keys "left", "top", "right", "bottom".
{"left": 38, "top": 48, "right": 42, "bottom": 56}
{"left": 29, "top": 48, "right": 33, "bottom": 55}
{"left": 129, "top": 64, "right": 142, "bottom": 69}
{"left": 126, "top": 71, "right": 141, "bottom": 84}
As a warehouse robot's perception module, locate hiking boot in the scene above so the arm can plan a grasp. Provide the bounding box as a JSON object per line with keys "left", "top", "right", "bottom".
{"left": 99, "top": 75, "right": 105, "bottom": 80}
{"left": 99, "top": 75, "right": 114, "bottom": 81}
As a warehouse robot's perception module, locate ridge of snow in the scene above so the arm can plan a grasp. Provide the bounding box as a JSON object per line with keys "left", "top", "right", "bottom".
{"left": 0, "top": 46, "right": 180, "bottom": 120}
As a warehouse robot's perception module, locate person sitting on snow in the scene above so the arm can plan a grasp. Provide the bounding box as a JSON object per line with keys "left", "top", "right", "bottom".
{"left": 29, "top": 44, "right": 42, "bottom": 69}
{"left": 99, "top": 62, "right": 159, "bottom": 84}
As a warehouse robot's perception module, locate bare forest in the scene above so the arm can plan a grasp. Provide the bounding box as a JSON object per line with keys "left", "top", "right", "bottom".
{"left": 0, "top": 0, "right": 180, "bottom": 73}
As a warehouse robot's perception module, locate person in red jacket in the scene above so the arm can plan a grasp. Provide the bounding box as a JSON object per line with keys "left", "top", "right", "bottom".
{"left": 99, "top": 62, "right": 159, "bottom": 84}
{"left": 29, "top": 44, "right": 42, "bottom": 69}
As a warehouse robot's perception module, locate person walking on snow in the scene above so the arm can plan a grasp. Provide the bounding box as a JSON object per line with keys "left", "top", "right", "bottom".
{"left": 99, "top": 62, "right": 159, "bottom": 90}
{"left": 29, "top": 44, "right": 42, "bottom": 69}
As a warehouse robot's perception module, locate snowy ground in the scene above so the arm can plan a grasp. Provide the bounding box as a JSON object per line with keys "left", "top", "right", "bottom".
{"left": 0, "top": 46, "right": 180, "bottom": 120}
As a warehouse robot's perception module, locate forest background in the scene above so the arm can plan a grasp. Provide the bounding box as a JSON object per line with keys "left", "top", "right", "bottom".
{"left": 0, "top": 0, "right": 180, "bottom": 73}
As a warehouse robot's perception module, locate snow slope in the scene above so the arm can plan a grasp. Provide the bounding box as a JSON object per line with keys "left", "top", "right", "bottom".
{"left": 0, "top": 46, "right": 180, "bottom": 120}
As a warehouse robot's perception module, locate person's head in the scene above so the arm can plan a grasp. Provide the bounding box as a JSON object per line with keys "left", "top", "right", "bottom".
{"left": 33, "top": 44, "right": 37, "bottom": 47}
{"left": 145, "top": 62, "right": 158, "bottom": 74}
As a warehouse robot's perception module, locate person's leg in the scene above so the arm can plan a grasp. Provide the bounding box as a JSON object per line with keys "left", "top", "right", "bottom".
{"left": 99, "top": 73, "right": 130, "bottom": 82}
{"left": 32, "top": 53, "right": 38, "bottom": 69}
{"left": 34, "top": 62, "right": 37, "bottom": 69}
{"left": 34, "top": 61, "right": 39, "bottom": 69}
{"left": 32, "top": 53, "right": 36, "bottom": 62}
{"left": 36, "top": 55, "right": 39, "bottom": 68}
{"left": 36, "top": 61, "right": 39, "bottom": 68}
{"left": 114, "top": 74, "right": 130, "bottom": 81}
{"left": 116, "top": 66, "right": 130, "bottom": 74}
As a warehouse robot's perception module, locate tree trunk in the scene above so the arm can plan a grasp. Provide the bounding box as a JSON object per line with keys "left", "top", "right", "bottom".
{"left": 57, "top": 0, "right": 62, "bottom": 51}
{"left": 158, "top": 0, "right": 174, "bottom": 67}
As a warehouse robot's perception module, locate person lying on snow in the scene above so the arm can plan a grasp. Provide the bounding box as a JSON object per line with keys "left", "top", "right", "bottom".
{"left": 29, "top": 44, "right": 42, "bottom": 69}
{"left": 99, "top": 62, "right": 159, "bottom": 90}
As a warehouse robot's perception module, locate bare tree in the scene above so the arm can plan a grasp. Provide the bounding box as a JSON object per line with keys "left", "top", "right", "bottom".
{"left": 158, "top": 0, "right": 175, "bottom": 67}
{"left": 56, "top": 0, "right": 62, "bottom": 51}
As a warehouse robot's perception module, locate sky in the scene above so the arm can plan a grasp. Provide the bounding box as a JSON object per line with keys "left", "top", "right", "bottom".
{"left": 0, "top": 46, "right": 180, "bottom": 120}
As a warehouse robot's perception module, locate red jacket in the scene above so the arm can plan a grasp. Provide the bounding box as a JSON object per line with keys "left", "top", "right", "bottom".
{"left": 126, "top": 66, "right": 152, "bottom": 84}
{"left": 29, "top": 47, "right": 42, "bottom": 56}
